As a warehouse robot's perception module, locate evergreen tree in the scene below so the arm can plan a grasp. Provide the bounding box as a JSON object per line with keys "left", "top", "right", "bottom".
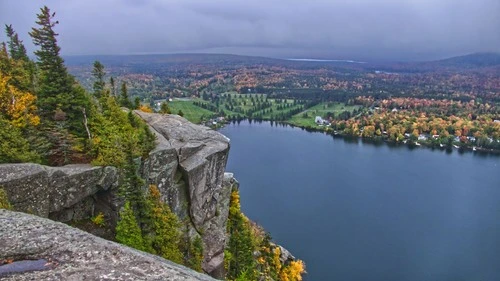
{"left": 184, "top": 235, "right": 204, "bottom": 272}
{"left": 160, "top": 102, "right": 171, "bottom": 114}
{"left": 121, "top": 143, "right": 147, "bottom": 218}
{"left": 4, "top": 24, "right": 29, "bottom": 61}
{"left": 120, "top": 81, "right": 132, "bottom": 108}
{"left": 134, "top": 97, "right": 141, "bottom": 109}
{"left": 178, "top": 110, "right": 184, "bottom": 117}
{"left": 226, "top": 190, "right": 256, "bottom": 280}
{"left": 92, "top": 61, "right": 105, "bottom": 99}
{"left": 110, "top": 77, "right": 116, "bottom": 97}
{"left": 0, "top": 117, "right": 40, "bottom": 163}
{"left": 145, "top": 185, "right": 183, "bottom": 264}
{"left": 3, "top": 26, "right": 35, "bottom": 93}
{"left": 179, "top": 221, "right": 204, "bottom": 272}
{"left": 29, "top": 6, "right": 89, "bottom": 146}
{"left": 116, "top": 201, "right": 146, "bottom": 251}
{"left": 29, "top": 6, "right": 73, "bottom": 116}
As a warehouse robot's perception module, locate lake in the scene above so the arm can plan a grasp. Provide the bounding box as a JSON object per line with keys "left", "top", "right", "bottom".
{"left": 219, "top": 120, "right": 500, "bottom": 281}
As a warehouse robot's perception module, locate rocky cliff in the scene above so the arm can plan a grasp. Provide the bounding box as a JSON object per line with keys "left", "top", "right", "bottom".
{"left": 0, "top": 112, "right": 234, "bottom": 279}
{"left": 0, "top": 209, "right": 216, "bottom": 280}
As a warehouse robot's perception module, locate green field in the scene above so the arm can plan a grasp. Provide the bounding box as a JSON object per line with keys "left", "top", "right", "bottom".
{"left": 168, "top": 100, "right": 215, "bottom": 124}
{"left": 169, "top": 98, "right": 361, "bottom": 128}
{"left": 288, "top": 102, "right": 360, "bottom": 127}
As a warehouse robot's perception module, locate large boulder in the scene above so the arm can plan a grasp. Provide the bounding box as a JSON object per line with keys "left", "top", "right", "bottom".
{"left": 0, "top": 163, "right": 118, "bottom": 220}
{"left": 0, "top": 209, "right": 216, "bottom": 281}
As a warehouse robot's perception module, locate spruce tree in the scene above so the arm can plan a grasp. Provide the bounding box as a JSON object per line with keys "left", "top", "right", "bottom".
{"left": 145, "top": 185, "right": 183, "bottom": 264}
{"left": 226, "top": 190, "right": 256, "bottom": 280}
{"left": 29, "top": 6, "right": 75, "bottom": 117}
{"left": 116, "top": 201, "right": 146, "bottom": 251}
{"left": 110, "top": 77, "right": 116, "bottom": 97}
{"left": 120, "top": 81, "right": 132, "bottom": 108}
{"left": 5, "top": 24, "right": 29, "bottom": 61}
{"left": 3, "top": 25, "right": 36, "bottom": 93}
{"left": 92, "top": 61, "right": 105, "bottom": 99}
{"left": 134, "top": 97, "right": 141, "bottom": 109}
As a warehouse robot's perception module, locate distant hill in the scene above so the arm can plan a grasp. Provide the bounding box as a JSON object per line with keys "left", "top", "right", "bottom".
{"left": 367, "top": 53, "right": 500, "bottom": 73}
{"left": 434, "top": 52, "right": 500, "bottom": 68}
{"left": 64, "top": 53, "right": 282, "bottom": 67}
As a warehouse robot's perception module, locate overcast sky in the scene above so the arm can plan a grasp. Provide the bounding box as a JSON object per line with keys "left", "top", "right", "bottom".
{"left": 0, "top": 0, "right": 499, "bottom": 61}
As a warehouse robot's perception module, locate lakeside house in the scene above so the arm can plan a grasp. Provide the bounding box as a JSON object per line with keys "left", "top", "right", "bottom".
{"left": 315, "top": 116, "right": 330, "bottom": 125}
{"left": 418, "top": 134, "right": 428, "bottom": 141}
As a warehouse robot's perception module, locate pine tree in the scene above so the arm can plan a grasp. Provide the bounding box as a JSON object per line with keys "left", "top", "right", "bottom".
{"left": 3, "top": 26, "right": 35, "bottom": 93}
{"left": 121, "top": 143, "right": 147, "bottom": 218}
{"left": 226, "top": 190, "right": 256, "bottom": 280}
{"left": 134, "top": 97, "right": 141, "bottom": 109}
{"left": 29, "top": 6, "right": 74, "bottom": 117}
{"left": 92, "top": 61, "right": 105, "bottom": 99}
{"left": 116, "top": 201, "right": 146, "bottom": 251}
{"left": 110, "top": 77, "right": 116, "bottom": 97}
{"left": 29, "top": 6, "right": 90, "bottom": 152}
{"left": 145, "top": 185, "right": 184, "bottom": 264}
{"left": 4, "top": 24, "right": 29, "bottom": 61}
{"left": 119, "top": 81, "right": 132, "bottom": 108}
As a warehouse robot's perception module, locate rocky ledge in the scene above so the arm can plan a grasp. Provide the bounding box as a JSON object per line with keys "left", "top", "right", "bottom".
{"left": 0, "top": 112, "right": 232, "bottom": 278}
{"left": 0, "top": 209, "right": 216, "bottom": 281}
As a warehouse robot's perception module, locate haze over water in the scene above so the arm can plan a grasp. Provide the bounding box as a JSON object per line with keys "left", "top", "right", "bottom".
{"left": 220, "top": 121, "right": 500, "bottom": 281}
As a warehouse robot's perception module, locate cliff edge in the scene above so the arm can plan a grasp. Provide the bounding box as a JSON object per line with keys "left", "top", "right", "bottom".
{"left": 0, "top": 112, "right": 232, "bottom": 278}
{"left": 0, "top": 209, "right": 216, "bottom": 281}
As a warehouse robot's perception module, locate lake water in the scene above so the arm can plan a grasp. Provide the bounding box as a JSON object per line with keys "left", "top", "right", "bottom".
{"left": 219, "top": 120, "right": 500, "bottom": 281}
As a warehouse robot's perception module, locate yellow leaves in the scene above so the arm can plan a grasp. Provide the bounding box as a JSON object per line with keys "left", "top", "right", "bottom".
{"left": 0, "top": 73, "right": 39, "bottom": 128}
{"left": 149, "top": 184, "right": 162, "bottom": 200}
{"left": 273, "top": 247, "right": 282, "bottom": 273}
{"left": 138, "top": 105, "right": 153, "bottom": 113}
{"left": 280, "top": 260, "right": 306, "bottom": 281}
{"left": 91, "top": 212, "right": 106, "bottom": 227}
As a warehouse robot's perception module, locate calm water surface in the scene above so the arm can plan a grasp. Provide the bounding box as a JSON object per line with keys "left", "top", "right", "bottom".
{"left": 219, "top": 121, "right": 500, "bottom": 281}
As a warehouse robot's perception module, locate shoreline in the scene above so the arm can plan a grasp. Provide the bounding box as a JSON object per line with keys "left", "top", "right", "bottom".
{"left": 218, "top": 119, "right": 500, "bottom": 156}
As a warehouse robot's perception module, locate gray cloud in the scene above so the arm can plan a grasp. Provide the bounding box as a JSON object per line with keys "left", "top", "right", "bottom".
{"left": 0, "top": 0, "right": 499, "bottom": 61}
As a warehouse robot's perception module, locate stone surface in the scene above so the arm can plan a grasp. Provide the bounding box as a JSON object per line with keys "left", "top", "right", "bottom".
{"left": 0, "top": 112, "right": 234, "bottom": 279}
{"left": 0, "top": 164, "right": 118, "bottom": 220}
{"left": 0, "top": 209, "right": 216, "bottom": 281}
{"left": 135, "top": 112, "right": 231, "bottom": 277}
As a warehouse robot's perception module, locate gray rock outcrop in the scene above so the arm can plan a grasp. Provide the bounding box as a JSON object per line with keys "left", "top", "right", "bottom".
{"left": 0, "top": 112, "right": 232, "bottom": 278}
{"left": 0, "top": 163, "right": 118, "bottom": 220}
{"left": 0, "top": 209, "right": 216, "bottom": 281}
{"left": 135, "top": 112, "right": 230, "bottom": 277}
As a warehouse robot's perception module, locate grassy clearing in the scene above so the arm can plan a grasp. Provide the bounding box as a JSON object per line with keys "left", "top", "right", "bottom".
{"left": 288, "top": 102, "right": 360, "bottom": 127}
{"left": 168, "top": 100, "right": 215, "bottom": 124}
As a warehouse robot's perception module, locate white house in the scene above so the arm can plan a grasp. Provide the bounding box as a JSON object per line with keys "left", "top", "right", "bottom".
{"left": 418, "top": 134, "right": 428, "bottom": 141}
{"left": 315, "top": 116, "right": 323, "bottom": 124}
